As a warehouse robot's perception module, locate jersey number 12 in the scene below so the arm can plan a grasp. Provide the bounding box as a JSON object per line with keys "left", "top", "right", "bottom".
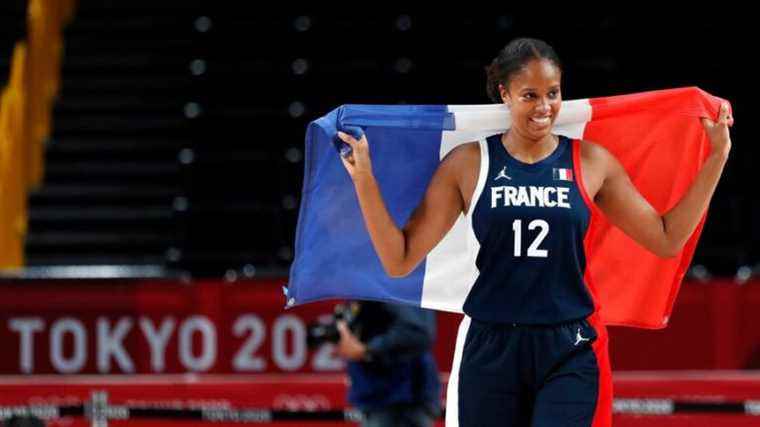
{"left": 512, "top": 219, "right": 549, "bottom": 258}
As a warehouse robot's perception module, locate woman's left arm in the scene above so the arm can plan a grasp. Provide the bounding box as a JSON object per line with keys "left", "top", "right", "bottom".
{"left": 592, "top": 103, "right": 733, "bottom": 258}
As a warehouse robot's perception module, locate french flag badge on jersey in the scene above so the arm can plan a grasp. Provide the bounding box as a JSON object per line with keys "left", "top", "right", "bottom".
{"left": 553, "top": 167, "right": 573, "bottom": 181}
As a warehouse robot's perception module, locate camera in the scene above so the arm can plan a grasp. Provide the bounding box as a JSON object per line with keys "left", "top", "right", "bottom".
{"left": 306, "top": 302, "right": 359, "bottom": 348}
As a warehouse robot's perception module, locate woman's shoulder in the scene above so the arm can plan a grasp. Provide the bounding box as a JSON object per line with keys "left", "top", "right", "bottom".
{"left": 439, "top": 140, "right": 480, "bottom": 167}
{"left": 577, "top": 138, "right": 603, "bottom": 155}
{"left": 448, "top": 140, "right": 481, "bottom": 155}
{"left": 578, "top": 138, "right": 616, "bottom": 166}
{"left": 441, "top": 141, "right": 481, "bottom": 175}
{"left": 577, "top": 138, "right": 627, "bottom": 184}
{"left": 432, "top": 141, "right": 481, "bottom": 191}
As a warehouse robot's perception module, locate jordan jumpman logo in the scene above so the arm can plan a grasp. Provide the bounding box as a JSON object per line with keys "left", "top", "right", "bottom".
{"left": 574, "top": 328, "right": 591, "bottom": 346}
{"left": 494, "top": 165, "right": 511, "bottom": 181}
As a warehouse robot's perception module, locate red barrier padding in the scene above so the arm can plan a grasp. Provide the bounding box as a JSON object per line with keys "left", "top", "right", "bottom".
{"left": 1, "top": 372, "right": 760, "bottom": 427}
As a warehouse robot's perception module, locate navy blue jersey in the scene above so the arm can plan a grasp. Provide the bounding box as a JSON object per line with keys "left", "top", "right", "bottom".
{"left": 463, "top": 132, "right": 596, "bottom": 324}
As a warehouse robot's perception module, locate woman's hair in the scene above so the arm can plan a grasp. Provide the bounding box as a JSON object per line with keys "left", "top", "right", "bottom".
{"left": 485, "top": 38, "right": 563, "bottom": 103}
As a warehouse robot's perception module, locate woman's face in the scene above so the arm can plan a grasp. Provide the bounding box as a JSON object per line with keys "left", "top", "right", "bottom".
{"left": 498, "top": 58, "right": 562, "bottom": 142}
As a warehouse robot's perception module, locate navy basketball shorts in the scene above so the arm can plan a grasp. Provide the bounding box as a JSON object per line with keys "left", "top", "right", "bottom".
{"left": 445, "top": 313, "right": 612, "bottom": 427}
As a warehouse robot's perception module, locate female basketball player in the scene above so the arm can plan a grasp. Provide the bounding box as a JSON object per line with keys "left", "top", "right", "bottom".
{"left": 336, "top": 38, "right": 732, "bottom": 427}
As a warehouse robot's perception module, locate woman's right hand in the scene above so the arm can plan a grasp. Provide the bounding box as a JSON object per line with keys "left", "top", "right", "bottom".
{"left": 337, "top": 131, "right": 374, "bottom": 181}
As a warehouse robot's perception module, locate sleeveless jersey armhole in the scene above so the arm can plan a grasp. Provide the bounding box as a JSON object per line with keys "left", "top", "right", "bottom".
{"left": 573, "top": 138, "right": 603, "bottom": 311}
{"left": 465, "top": 138, "right": 489, "bottom": 220}
{"left": 572, "top": 139, "right": 603, "bottom": 218}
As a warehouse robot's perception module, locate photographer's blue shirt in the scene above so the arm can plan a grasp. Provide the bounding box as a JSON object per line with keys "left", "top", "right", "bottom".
{"left": 346, "top": 302, "right": 440, "bottom": 412}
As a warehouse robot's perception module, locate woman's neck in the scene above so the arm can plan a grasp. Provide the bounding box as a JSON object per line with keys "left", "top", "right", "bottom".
{"left": 501, "top": 129, "right": 558, "bottom": 164}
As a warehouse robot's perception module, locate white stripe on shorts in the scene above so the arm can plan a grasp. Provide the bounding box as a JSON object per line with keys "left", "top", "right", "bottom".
{"left": 446, "top": 315, "right": 472, "bottom": 427}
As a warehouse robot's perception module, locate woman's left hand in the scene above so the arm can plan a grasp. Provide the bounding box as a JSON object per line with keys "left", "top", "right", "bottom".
{"left": 701, "top": 103, "right": 733, "bottom": 156}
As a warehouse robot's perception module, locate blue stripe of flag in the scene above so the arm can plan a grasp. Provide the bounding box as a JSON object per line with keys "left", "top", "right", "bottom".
{"left": 286, "top": 105, "right": 451, "bottom": 308}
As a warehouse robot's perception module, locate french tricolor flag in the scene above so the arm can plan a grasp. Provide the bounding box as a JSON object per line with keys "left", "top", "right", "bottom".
{"left": 553, "top": 167, "right": 573, "bottom": 181}
{"left": 285, "top": 87, "right": 730, "bottom": 329}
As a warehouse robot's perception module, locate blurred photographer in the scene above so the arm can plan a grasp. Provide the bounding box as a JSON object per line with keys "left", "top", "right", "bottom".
{"left": 333, "top": 301, "right": 441, "bottom": 427}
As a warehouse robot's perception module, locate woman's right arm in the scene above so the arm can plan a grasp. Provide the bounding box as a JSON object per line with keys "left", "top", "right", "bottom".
{"left": 338, "top": 131, "right": 470, "bottom": 278}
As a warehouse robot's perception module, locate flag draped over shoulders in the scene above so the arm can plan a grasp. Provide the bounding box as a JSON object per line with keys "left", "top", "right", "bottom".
{"left": 285, "top": 87, "right": 730, "bottom": 329}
